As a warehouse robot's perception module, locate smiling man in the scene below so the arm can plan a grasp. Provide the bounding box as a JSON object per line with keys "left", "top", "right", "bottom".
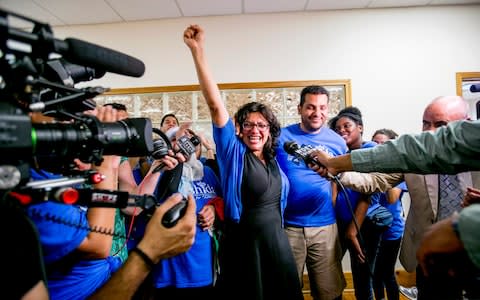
{"left": 276, "top": 85, "right": 348, "bottom": 300}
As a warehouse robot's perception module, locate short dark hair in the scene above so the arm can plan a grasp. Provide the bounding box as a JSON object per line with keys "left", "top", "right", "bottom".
{"left": 372, "top": 128, "right": 398, "bottom": 140}
{"left": 160, "top": 113, "right": 179, "bottom": 126}
{"left": 300, "top": 85, "right": 330, "bottom": 106}
{"left": 103, "top": 102, "right": 127, "bottom": 111}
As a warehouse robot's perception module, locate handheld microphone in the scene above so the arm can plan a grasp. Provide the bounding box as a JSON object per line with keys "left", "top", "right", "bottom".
{"left": 152, "top": 135, "right": 201, "bottom": 174}
{"left": 283, "top": 141, "right": 335, "bottom": 179}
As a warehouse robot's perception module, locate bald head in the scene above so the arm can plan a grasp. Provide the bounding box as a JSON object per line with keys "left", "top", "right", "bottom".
{"left": 422, "top": 96, "right": 469, "bottom": 132}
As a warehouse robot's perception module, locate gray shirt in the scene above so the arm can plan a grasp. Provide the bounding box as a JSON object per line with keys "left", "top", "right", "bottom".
{"left": 458, "top": 204, "right": 480, "bottom": 269}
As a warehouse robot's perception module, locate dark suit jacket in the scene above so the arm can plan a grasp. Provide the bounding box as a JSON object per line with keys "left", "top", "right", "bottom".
{"left": 339, "top": 171, "right": 480, "bottom": 272}
{"left": 400, "top": 172, "right": 480, "bottom": 271}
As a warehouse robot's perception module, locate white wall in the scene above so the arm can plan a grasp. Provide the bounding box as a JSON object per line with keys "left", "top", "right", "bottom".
{"left": 53, "top": 5, "right": 480, "bottom": 138}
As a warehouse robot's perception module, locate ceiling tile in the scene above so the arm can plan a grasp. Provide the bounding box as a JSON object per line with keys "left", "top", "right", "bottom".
{"left": 1, "top": 0, "right": 478, "bottom": 26}
{"left": 244, "top": 0, "right": 307, "bottom": 13}
{"left": 369, "top": 0, "right": 430, "bottom": 8}
{"left": 177, "top": 0, "right": 242, "bottom": 17}
{"left": 0, "top": 0, "right": 64, "bottom": 26}
{"left": 34, "top": 0, "right": 122, "bottom": 25}
{"left": 429, "top": 0, "right": 480, "bottom": 4}
{"left": 306, "top": 0, "right": 372, "bottom": 10}
{"left": 107, "top": 0, "right": 181, "bottom": 21}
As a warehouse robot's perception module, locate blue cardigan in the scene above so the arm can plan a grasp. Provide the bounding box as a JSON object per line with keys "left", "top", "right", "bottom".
{"left": 213, "top": 119, "right": 289, "bottom": 223}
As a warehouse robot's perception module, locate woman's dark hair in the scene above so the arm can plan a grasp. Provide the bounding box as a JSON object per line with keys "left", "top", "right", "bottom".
{"left": 300, "top": 85, "right": 329, "bottom": 106}
{"left": 236, "top": 102, "right": 280, "bottom": 160}
{"left": 372, "top": 128, "right": 398, "bottom": 140}
{"left": 160, "top": 113, "right": 179, "bottom": 126}
{"left": 328, "top": 106, "right": 363, "bottom": 131}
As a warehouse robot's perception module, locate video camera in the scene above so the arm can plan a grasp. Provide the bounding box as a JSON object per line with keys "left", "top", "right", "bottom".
{"left": 0, "top": 9, "right": 153, "bottom": 192}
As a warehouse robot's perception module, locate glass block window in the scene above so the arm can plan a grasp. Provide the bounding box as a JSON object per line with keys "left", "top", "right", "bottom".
{"left": 94, "top": 80, "right": 351, "bottom": 139}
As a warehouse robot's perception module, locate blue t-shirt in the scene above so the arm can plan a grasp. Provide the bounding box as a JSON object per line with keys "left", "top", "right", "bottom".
{"left": 336, "top": 141, "right": 379, "bottom": 224}
{"left": 277, "top": 124, "right": 348, "bottom": 227}
{"left": 380, "top": 181, "right": 407, "bottom": 240}
{"left": 152, "top": 166, "right": 221, "bottom": 288}
{"left": 27, "top": 169, "right": 122, "bottom": 300}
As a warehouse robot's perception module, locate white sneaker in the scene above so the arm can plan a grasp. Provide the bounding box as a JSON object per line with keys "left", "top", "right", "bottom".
{"left": 399, "top": 286, "right": 418, "bottom": 300}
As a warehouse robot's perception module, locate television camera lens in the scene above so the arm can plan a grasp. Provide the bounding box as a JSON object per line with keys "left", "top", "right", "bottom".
{"left": 31, "top": 116, "right": 153, "bottom": 171}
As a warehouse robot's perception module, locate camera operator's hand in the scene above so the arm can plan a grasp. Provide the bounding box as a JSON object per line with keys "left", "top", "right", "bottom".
{"left": 89, "top": 105, "right": 122, "bottom": 189}
{"left": 138, "top": 193, "right": 196, "bottom": 261}
{"left": 88, "top": 193, "right": 196, "bottom": 300}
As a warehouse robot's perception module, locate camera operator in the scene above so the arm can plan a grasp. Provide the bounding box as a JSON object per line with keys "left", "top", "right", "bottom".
{"left": 5, "top": 192, "right": 196, "bottom": 300}
{"left": 0, "top": 9, "right": 197, "bottom": 299}
{"left": 23, "top": 106, "right": 197, "bottom": 300}
{"left": 26, "top": 106, "right": 128, "bottom": 300}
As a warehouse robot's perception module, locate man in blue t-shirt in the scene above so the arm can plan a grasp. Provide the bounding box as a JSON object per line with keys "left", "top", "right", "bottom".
{"left": 277, "top": 85, "right": 348, "bottom": 300}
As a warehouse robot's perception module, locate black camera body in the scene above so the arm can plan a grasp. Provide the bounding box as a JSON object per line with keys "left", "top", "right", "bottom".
{"left": 0, "top": 9, "right": 152, "bottom": 190}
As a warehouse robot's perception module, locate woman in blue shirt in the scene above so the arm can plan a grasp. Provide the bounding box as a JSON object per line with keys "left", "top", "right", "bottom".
{"left": 371, "top": 129, "right": 406, "bottom": 300}
{"left": 183, "top": 24, "right": 302, "bottom": 300}
{"left": 329, "top": 107, "right": 384, "bottom": 300}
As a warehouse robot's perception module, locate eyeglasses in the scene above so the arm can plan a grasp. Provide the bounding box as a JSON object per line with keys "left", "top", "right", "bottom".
{"left": 242, "top": 121, "right": 270, "bottom": 131}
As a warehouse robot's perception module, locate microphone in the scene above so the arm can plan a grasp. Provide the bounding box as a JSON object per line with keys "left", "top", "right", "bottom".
{"left": 471, "top": 84, "right": 480, "bottom": 93}
{"left": 3, "top": 9, "right": 145, "bottom": 77}
{"left": 283, "top": 141, "right": 335, "bottom": 179}
{"left": 62, "top": 38, "right": 145, "bottom": 78}
{"left": 152, "top": 135, "right": 201, "bottom": 174}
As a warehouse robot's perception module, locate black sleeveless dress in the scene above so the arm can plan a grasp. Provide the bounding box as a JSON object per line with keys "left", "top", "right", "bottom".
{"left": 219, "top": 151, "right": 303, "bottom": 300}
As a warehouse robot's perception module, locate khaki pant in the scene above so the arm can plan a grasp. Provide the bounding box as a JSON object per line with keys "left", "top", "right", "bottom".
{"left": 285, "top": 223, "right": 346, "bottom": 300}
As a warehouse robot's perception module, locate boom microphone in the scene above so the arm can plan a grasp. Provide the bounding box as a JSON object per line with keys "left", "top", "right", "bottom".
{"left": 0, "top": 12, "right": 145, "bottom": 78}
{"left": 62, "top": 38, "right": 145, "bottom": 78}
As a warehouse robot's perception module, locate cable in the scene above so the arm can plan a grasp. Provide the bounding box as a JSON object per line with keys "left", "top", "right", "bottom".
{"left": 334, "top": 176, "right": 374, "bottom": 278}
{"left": 112, "top": 207, "right": 138, "bottom": 257}
{"left": 27, "top": 207, "right": 129, "bottom": 240}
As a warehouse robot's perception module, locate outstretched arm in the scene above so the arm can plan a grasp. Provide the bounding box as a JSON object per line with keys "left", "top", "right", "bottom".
{"left": 183, "top": 24, "right": 229, "bottom": 127}
{"left": 311, "top": 120, "right": 480, "bottom": 175}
